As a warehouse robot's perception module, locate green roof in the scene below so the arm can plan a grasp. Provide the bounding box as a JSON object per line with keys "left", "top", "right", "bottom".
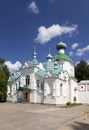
{"left": 31, "top": 58, "right": 39, "bottom": 65}
{"left": 43, "top": 62, "right": 54, "bottom": 71}
{"left": 8, "top": 72, "right": 20, "bottom": 81}
{"left": 23, "top": 85, "right": 30, "bottom": 91}
{"left": 43, "top": 62, "right": 62, "bottom": 71}
{"left": 35, "top": 70, "right": 47, "bottom": 78}
{"left": 51, "top": 69, "right": 61, "bottom": 76}
{"left": 54, "top": 53, "right": 72, "bottom": 62}
{"left": 18, "top": 85, "right": 30, "bottom": 92}
{"left": 43, "top": 61, "right": 63, "bottom": 76}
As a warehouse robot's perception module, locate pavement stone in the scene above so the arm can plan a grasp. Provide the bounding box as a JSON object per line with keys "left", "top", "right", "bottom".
{"left": 0, "top": 103, "right": 89, "bottom": 130}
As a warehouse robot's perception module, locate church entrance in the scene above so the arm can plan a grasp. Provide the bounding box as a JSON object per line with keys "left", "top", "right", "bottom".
{"left": 25, "top": 91, "right": 30, "bottom": 102}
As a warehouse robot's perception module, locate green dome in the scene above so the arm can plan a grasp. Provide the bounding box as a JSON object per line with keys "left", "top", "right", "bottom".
{"left": 54, "top": 53, "right": 72, "bottom": 62}
{"left": 56, "top": 42, "right": 67, "bottom": 50}
{"left": 31, "top": 58, "right": 39, "bottom": 65}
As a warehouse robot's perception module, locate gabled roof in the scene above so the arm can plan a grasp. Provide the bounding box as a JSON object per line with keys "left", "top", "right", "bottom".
{"left": 50, "top": 69, "right": 61, "bottom": 76}
{"left": 22, "top": 58, "right": 39, "bottom": 68}
{"left": 8, "top": 72, "right": 20, "bottom": 81}
{"left": 79, "top": 80, "right": 89, "bottom": 84}
{"left": 35, "top": 70, "right": 47, "bottom": 78}
{"left": 18, "top": 85, "right": 30, "bottom": 92}
{"left": 43, "top": 62, "right": 53, "bottom": 71}
{"left": 22, "top": 61, "right": 32, "bottom": 68}
{"left": 42, "top": 61, "right": 63, "bottom": 77}
{"left": 43, "top": 61, "right": 62, "bottom": 72}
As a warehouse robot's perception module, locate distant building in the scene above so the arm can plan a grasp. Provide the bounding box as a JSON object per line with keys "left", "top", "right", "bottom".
{"left": 78, "top": 80, "right": 89, "bottom": 104}
{"left": 7, "top": 41, "right": 89, "bottom": 105}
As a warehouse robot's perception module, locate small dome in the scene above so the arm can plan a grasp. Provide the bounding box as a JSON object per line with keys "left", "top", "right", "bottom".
{"left": 31, "top": 58, "right": 39, "bottom": 65}
{"left": 47, "top": 53, "right": 53, "bottom": 59}
{"left": 56, "top": 42, "right": 67, "bottom": 50}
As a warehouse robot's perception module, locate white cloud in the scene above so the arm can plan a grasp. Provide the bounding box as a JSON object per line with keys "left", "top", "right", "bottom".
{"left": 71, "top": 43, "right": 79, "bottom": 50}
{"left": 76, "top": 60, "right": 89, "bottom": 65}
{"left": 75, "top": 61, "right": 80, "bottom": 65}
{"left": 5, "top": 61, "right": 22, "bottom": 73}
{"left": 76, "top": 45, "right": 89, "bottom": 56}
{"left": 69, "top": 51, "right": 73, "bottom": 56}
{"left": 35, "top": 24, "right": 78, "bottom": 44}
{"left": 28, "top": 1, "right": 39, "bottom": 14}
{"left": 86, "top": 60, "right": 89, "bottom": 65}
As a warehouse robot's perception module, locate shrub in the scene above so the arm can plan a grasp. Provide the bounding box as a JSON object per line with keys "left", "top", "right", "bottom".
{"left": 66, "top": 102, "right": 71, "bottom": 105}
{"left": 66, "top": 102, "right": 82, "bottom": 107}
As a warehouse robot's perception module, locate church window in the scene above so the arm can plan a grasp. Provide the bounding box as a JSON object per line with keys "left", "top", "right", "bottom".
{"left": 79, "top": 85, "right": 86, "bottom": 91}
{"left": 8, "top": 86, "right": 12, "bottom": 96}
{"left": 26, "top": 75, "right": 30, "bottom": 85}
{"left": 16, "top": 83, "right": 17, "bottom": 90}
{"left": 41, "top": 81, "right": 44, "bottom": 90}
{"left": 19, "top": 81, "right": 20, "bottom": 87}
{"left": 60, "top": 83, "right": 63, "bottom": 96}
{"left": 81, "top": 86, "right": 83, "bottom": 89}
{"left": 37, "top": 80, "right": 40, "bottom": 88}
{"left": 73, "top": 96, "right": 77, "bottom": 102}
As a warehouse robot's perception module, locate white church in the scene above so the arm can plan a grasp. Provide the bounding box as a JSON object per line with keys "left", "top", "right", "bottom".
{"left": 7, "top": 41, "right": 89, "bottom": 105}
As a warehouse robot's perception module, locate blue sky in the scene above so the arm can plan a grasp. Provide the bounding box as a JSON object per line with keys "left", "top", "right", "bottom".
{"left": 0, "top": 0, "right": 89, "bottom": 72}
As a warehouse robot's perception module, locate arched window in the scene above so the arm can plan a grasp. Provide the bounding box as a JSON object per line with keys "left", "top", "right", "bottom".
{"left": 60, "top": 83, "right": 63, "bottom": 96}
{"left": 37, "top": 80, "right": 40, "bottom": 88}
{"left": 10, "top": 86, "right": 12, "bottom": 95}
{"left": 26, "top": 75, "right": 30, "bottom": 85}
{"left": 41, "top": 81, "right": 44, "bottom": 90}
{"left": 19, "top": 81, "right": 20, "bottom": 87}
{"left": 16, "top": 83, "right": 17, "bottom": 90}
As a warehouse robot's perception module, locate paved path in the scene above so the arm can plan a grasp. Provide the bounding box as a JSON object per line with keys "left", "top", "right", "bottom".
{"left": 0, "top": 103, "right": 89, "bottom": 130}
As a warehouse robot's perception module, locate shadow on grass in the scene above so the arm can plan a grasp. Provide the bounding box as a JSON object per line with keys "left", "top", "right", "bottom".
{"left": 71, "top": 122, "right": 89, "bottom": 130}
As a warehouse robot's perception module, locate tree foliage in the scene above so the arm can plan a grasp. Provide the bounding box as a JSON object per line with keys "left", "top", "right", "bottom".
{"left": 0, "top": 58, "right": 9, "bottom": 102}
{"left": 75, "top": 60, "right": 89, "bottom": 81}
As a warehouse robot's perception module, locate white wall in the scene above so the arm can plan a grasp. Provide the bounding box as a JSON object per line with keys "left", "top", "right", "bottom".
{"left": 63, "top": 61, "right": 74, "bottom": 77}
{"left": 30, "top": 89, "right": 44, "bottom": 104}
{"left": 44, "top": 97, "right": 56, "bottom": 104}
{"left": 44, "top": 78, "right": 55, "bottom": 96}
{"left": 69, "top": 78, "right": 78, "bottom": 103}
{"left": 78, "top": 82, "right": 89, "bottom": 103}
{"left": 20, "top": 67, "right": 38, "bottom": 89}
{"left": 44, "top": 78, "right": 69, "bottom": 105}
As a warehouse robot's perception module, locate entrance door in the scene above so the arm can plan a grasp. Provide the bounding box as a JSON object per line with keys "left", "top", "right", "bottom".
{"left": 26, "top": 92, "right": 30, "bottom": 102}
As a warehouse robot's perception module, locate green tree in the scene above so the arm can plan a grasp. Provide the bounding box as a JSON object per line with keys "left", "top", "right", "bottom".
{"left": 75, "top": 60, "right": 89, "bottom": 81}
{"left": 0, "top": 58, "right": 9, "bottom": 102}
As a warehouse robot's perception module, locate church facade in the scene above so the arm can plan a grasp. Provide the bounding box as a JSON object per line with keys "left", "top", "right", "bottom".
{"left": 7, "top": 41, "right": 89, "bottom": 105}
